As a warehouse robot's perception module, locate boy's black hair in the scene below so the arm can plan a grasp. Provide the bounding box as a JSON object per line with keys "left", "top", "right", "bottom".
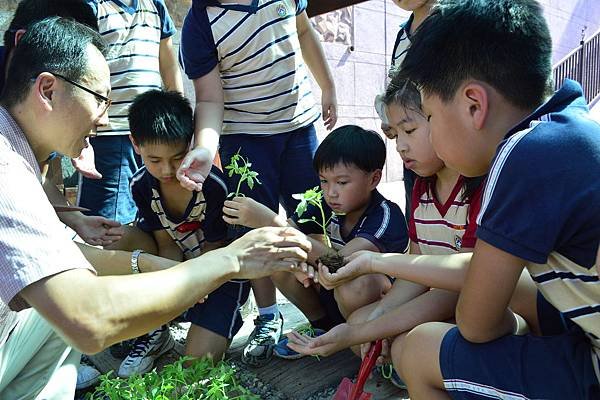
{"left": 1, "top": 17, "right": 106, "bottom": 108}
{"left": 399, "top": 0, "right": 552, "bottom": 110}
{"left": 4, "top": 0, "right": 99, "bottom": 54}
{"left": 383, "top": 76, "right": 485, "bottom": 201}
{"left": 128, "top": 90, "right": 194, "bottom": 147}
{"left": 313, "top": 125, "right": 386, "bottom": 173}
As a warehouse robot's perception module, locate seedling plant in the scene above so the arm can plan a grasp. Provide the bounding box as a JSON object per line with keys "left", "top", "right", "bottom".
{"left": 295, "top": 186, "right": 345, "bottom": 272}
{"left": 224, "top": 148, "right": 261, "bottom": 198}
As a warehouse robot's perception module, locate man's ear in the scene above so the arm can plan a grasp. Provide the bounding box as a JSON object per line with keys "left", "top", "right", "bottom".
{"left": 14, "top": 29, "right": 26, "bottom": 47}
{"left": 462, "top": 82, "right": 489, "bottom": 130}
{"left": 35, "top": 73, "right": 57, "bottom": 111}
{"left": 369, "top": 169, "right": 382, "bottom": 189}
{"left": 129, "top": 135, "right": 142, "bottom": 155}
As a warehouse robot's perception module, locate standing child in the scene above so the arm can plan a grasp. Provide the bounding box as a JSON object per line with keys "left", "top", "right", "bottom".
{"left": 78, "top": 0, "right": 183, "bottom": 224}
{"left": 178, "top": 0, "right": 337, "bottom": 366}
{"left": 377, "top": 0, "right": 435, "bottom": 222}
{"left": 390, "top": 1, "right": 600, "bottom": 399}
{"left": 117, "top": 90, "right": 247, "bottom": 377}
{"left": 223, "top": 125, "right": 409, "bottom": 360}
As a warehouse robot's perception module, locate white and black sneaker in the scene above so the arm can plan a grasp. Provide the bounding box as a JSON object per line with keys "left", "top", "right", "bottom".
{"left": 242, "top": 313, "right": 283, "bottom": 367}
{"left": 117, "top": 325, "right": 174, "bottom": 378}
{"left": 76, "top": 356, "right": 101, "bottom": 390}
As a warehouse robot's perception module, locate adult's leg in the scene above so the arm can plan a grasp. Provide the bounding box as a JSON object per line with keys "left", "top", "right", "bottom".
{"left": 0, "top": 309, "right": 80, "bottom": 399}
{"left": 78, "top": 136, "right": 141, "bottom": 224}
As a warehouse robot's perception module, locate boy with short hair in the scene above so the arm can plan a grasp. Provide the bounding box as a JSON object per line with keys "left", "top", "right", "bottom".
{"left": 78, "top": 0, "right": 183, "bottom": 224}
{"left": 178, "top": 0, "right": 337, "bottom": 366}
{"left": 224, "top": 124, "right": 409, "bottom": 359}
{"left": 392, "top": 0, "right": 600, "bottom": 399}
{"left": 119, "top": 90, "right": 248, "bottom": 377}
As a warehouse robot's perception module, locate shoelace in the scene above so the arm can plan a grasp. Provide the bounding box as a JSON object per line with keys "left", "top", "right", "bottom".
{"left": 126, "top": 329, "right": 163, "bottom": 359}
{"left": 252, "top": 316, "right": 281, "bottom": 343}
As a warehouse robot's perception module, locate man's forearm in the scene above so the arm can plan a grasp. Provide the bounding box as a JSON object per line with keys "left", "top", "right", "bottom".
{"left": 372, "top": 253, "right": 473, "bottom": 292}
{"left": 77, "top": 242, "right": 178, "bottom": 275}
{"left": 22, "top": 249, "right": 237, "bottom": 354}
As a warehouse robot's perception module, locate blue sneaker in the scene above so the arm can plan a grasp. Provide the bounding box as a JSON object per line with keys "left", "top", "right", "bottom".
{"left": 274, "top": 327, "right": 326, "bottom": 360}
{"left": 377, "top": 364, "right": 407, "bottom": 389}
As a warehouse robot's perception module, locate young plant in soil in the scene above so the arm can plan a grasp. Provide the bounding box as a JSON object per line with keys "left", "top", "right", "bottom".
{"left": 224, "top": 148, "right": 261, "bottom": 198}
{"left": 294, "top": 186, "right": 345, "bottom": 272}
{"left": 85, "top": 356, "right": 259, "bottom": 400}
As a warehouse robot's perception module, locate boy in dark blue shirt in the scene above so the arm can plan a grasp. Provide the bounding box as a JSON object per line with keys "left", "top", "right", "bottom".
{"left": 224, "top": 125, "right": 408, "bottom": 359}
{"left": 119, "top": 90, "right": 249, "bottom": 377}
{"left": 392, "top": 1, "right": 600, "bottom": 399}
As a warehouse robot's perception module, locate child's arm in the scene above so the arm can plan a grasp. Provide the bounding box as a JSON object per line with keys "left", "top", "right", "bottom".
{"left": 176, "top": 68, "right": 224, "bottom": 191}
{"left": 158, "top": 37, "right": 184, "bottom": 94}
{"left": 152, "top": 230, "right": 184, "bottom": 262}
{"left": 455, "top": 240, "right": 524, "bottom": 342}
{"left": 296, "top": 11, "right": 337, "bottom": 130}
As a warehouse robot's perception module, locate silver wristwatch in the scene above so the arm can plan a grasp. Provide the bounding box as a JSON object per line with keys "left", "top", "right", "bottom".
{"left": 131, "top": 249, "right": 145, "bottom": 274}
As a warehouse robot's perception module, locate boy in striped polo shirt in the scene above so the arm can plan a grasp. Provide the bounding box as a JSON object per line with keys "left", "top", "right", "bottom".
{"left": 79, "top": 0, "right": 183, "bottom": 224}
{"left": 393, "top": 0, "right": 600, "bottom": 399}
{"left": 119, "top": 90, "right": 247, "bottom": 377}
{"left": 178, "top": 0, "right": 337, "bottom": 366}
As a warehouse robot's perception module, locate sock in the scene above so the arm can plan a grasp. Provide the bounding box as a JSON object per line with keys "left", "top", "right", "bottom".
{"left": 258, "top": 304, "right": 279, "bottom": 317}
{"left": 310, "top": 315, "right": 336, "bottom": 331}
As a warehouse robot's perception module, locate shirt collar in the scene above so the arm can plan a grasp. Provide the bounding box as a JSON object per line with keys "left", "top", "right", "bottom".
{"left": 0, "top": 106, "right": 42, "bottom": 181}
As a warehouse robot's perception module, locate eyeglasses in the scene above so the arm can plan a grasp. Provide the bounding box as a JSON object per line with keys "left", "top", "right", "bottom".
{"left": 52, "top": 72, "right": 112, "bottom": 117}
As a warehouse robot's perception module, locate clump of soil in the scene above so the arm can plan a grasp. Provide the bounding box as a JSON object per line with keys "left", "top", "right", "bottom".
{"left": 317, "top": 251, "right": 346, "bottom": 273}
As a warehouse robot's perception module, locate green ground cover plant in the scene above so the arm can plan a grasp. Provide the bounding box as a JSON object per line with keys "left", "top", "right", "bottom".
{"left": 86, "top": 357, "right": 259, "bottom": 400}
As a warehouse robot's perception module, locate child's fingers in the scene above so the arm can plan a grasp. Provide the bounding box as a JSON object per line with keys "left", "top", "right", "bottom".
{"left": 222, "top": 215, "right": 238, "bottom": 225}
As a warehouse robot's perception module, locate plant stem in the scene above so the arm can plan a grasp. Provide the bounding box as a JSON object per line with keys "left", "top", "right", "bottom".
{"left": 318, "top": 204, "right": 331, "bottom": 248}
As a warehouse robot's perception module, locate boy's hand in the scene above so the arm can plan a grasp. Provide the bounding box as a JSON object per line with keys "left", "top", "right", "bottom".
{"left": 293, "top": 263, "right": 318, "bottom": 288}
{"left": 227, "top": 227, "right": 311, "bottom": 280}
{"left": 72, "top": 140, "right": 102, "bottom": 179}
{"left": 322, "top": 87, "right": 337, "bottom": 130}
{"left": 318, "top": 251, "right": 375, "bottom": 289}
{"left": 176, "top": 147, "right": 213, "bottom": 191}
{"left": 286, "top": 323, "right": 354, "bottom": 357}
{"left": 73, "top": 215, "right": 124, "bottom": 246}
{"left": 222, "top": 197, "right": 278, "bottom": 228}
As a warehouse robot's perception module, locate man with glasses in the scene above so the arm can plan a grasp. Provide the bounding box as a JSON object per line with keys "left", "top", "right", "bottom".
{"left": 0, "top": 17, "right": 310, "bottom": 399}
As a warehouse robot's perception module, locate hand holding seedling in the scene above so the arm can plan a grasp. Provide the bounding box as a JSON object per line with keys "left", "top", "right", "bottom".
{"left": 317, "top": 250, "right": 374, "bottom": 289}
{"left": 223, "top": 197, "right": 282, "bottom": 228}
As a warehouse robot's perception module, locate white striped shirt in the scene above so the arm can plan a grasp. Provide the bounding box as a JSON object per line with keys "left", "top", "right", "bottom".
{"left": 180, "top": 0, "right": 320, "bottom": 135}
{"left": 88, "top": 0, "right": 176, "bottom": 135}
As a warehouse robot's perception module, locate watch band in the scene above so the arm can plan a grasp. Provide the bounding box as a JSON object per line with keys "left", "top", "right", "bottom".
{"left": 131, "top": 249, "right": 145, "bottom": 274}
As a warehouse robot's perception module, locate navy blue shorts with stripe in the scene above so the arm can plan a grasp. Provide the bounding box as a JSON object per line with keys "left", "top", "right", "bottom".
{"left": 440, "top": 292, "right": 600, "bottom": 400}
{"left": 184, "top": 280, "right": 251, "bottom": 339}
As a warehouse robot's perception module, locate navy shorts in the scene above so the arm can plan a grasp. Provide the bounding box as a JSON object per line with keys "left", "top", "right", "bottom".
{"left": 219, "top": 124, "right": 320, "bottom": 238}
{"left": 184, "top": 280, "right": 251, "bottom": 339}
{"left": 439, "top": 292, "right": 600, "bottom": 399}
{"left": 78, "top": 135, "right": 142, "bottom": 224}
{"left": 318, "top": 287, "right": 346, "bottom": 326}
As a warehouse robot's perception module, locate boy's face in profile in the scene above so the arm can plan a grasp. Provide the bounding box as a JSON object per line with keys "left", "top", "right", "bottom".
{"left": 421, "top": 90, "right": 491, "bottom": 177}
{"left": 134, "top": 140, "right": 189, "bottom": 185}
{"left": 318, "top": 162, "right": 379, "bottom": 215}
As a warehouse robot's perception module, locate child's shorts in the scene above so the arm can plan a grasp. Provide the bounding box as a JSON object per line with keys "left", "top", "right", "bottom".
{"left": 184, "top": 280, "right": 251, "bottom": 340}
{"left": 318, "top": 287, "right": 346, "bottom": 326}
{"left": 439, "top": 291, "right": 600, "bottom": 400}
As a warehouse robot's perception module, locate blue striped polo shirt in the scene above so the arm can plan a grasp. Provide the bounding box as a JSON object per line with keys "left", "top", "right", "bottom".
{"left": 130, "top": 165, "right": 229, "bottom": 259}
{"left": 180, "top": 0, "right": 320, "bottom": 135}
{"left": 476, "top": 80, "right": 600, "bottom": 356}
{"left": 87, "top": 0, "right": 176, "bottom": 135}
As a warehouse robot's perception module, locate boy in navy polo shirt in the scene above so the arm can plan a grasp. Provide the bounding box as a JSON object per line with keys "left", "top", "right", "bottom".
{"left": 178, "top": 0, "right": 337, "bottom": 366}
{"left": 224, "top": 125, "right": 409, "bottom": 359}
{"left": 391, "top": 1, "right": 600, "bottom": 399}
{"left": 118, "top": 90, "right": 248, "bottom": 377}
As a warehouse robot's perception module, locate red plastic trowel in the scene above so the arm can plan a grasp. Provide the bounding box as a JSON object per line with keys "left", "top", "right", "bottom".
{"left": 332, "top": 339, "right": 383, "bottom": 400}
